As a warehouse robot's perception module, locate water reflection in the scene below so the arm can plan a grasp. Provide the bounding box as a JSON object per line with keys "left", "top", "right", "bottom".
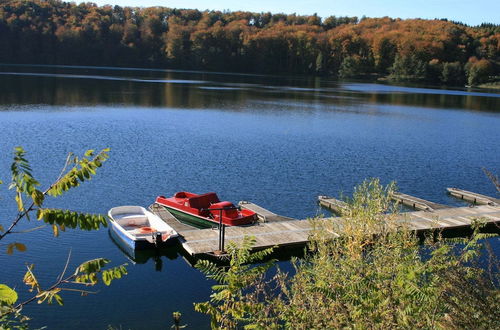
{"left": 0, "top": 65, "right": 499, "bottom": 112}
{"left": 108, "top": 229, "right": 180, "bottom": 271}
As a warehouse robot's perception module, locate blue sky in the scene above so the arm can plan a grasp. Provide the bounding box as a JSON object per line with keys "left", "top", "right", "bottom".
{"left": 88, "top": 0, "right": 499, "bottom": 26}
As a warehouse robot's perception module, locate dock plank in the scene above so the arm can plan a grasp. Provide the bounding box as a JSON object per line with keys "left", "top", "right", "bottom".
{"left": 447, "top": 188, "right": 500, "bottom": 206}
{"left": 317, "top": 196, "right": 348, "bottom": 214}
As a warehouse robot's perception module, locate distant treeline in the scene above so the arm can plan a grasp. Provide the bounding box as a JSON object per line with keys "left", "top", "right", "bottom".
{"left": 0, "top": 0, "right": 499, "bottom": 85}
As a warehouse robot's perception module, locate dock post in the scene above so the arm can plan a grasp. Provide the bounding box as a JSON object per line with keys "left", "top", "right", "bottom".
{"left": 218, "top": 209, "right": 223, "bottom": 251}
{"left": 206, "top": 206, "right": 239, "bottom": 255}
{"left": 221, "top": 224, "right": 225, "bottom": 252}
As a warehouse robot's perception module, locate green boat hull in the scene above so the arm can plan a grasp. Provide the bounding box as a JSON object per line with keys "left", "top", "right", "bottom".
{"left": 162, "top": 206, "right": 217, "bottom": 229}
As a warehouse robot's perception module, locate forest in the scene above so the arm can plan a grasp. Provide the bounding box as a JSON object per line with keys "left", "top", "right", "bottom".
{"left": 0, "top": 0, "right": 499, "bottom": 85}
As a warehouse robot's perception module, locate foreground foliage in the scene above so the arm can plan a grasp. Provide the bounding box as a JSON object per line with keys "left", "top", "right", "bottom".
{"left": 196, "top": 179, "right": 500, "bottom": 329}
{"left": 0, "top": 147, "right": 127, "bottom": 327}
{"left": 194, "top": 236, "right": 275, "bottom": 329}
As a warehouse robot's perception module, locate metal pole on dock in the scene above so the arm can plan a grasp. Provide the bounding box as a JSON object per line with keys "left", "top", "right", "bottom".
{"left": 221, "top": 224, "right": 225, "bottom": 252}
{"left": 218, "top": 209, "right": 223, "bottom": 251}
{"left": 209, "top": 206, "right": 238, "bottom": 254}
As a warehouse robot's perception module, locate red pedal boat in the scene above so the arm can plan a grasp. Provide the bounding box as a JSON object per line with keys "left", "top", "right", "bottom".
{"left": 155, "top": 192, "right": 257, "bottom": 228}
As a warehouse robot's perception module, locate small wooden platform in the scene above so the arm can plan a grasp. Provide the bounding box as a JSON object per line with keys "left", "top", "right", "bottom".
{"left": 238, "top": 201, "right": 297, "bottom": 222}
{"left": 317, "top": 196, "right": 348, "bottom": 214}
{"left": 391, "top": 192, "right": 449, "bottom": 211}
{"left": 447, "top": 188, "right": 500, "bottom": 206}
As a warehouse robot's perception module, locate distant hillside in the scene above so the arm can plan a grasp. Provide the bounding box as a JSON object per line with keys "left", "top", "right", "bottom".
{"left": 0, "top": 0, "right": 499, "bottom": 85}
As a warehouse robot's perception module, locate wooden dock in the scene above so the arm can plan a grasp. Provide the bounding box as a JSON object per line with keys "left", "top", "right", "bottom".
{"left": 319, "top": 193, "right": 449, "bottom": 213}
{"left": 390, "top": 192, "right": 449, "bottom": 211}
{"left": 151, "top": 192, "right": 500, "bottom": 257}
{"left": 318, "top": 196, "right": 348, "bottom": 214}
{"left": 238, "top": 201, "right": 296, "bottom": 222}
{"left": 178, "top": 220, "right": 315, "bottom": 256}
{"left": 447, "top": 188, "right": 500, "bottom": 206}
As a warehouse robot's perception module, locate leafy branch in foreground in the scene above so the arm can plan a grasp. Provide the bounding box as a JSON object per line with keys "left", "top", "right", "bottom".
{"left": 1, "top": 255, "right": 127, "bottom": 319}
{"left": 194, "top": 236, "right": 276, "bottom": 329}
{"left": 1, "top": 147, "right": 110, "bottom": 242}
{"left": 0, "top": 147, "right": 127, "bottom": 326}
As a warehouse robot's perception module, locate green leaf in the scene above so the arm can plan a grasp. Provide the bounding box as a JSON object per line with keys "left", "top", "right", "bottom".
{"left": 53, "top": 293, "right": 64, "bottom": 306}
{"left": 15, "top": 193, "right": 24, "bottom": 212}
{"left": 31, "top": 189, "right": 45, "bottom": 207}
{"left": 36, "top": 289, "right": 63, "bottom": 305}
{"left": 47, "top": 148, "right": 110, "bottom": 197}
{"left": 101, "top": 265, "right": 128, "bottom": 286}
{"left": 74, "top": 260, "right": 127, "bottom": 286}
{"left": 0, "top": 284, "right": 18, "bottom": 305}
{"left": 38, "top": 208, "right": 108, "bottom": 232}
{"left": 10, "top": 147, "right": 40, "bottom": 201}
{"left": 195, "top": 260, "right": 227, "bottom": 283}
{"left": 75, "top": 258, "right": 110, "bottom": 276}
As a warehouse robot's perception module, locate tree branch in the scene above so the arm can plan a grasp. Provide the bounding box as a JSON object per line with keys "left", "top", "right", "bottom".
{"left": 1, "top": 153, "right": 77, "bottom": 241}
{"left": 0, "top": 258, "right": 96, "bottom": 318}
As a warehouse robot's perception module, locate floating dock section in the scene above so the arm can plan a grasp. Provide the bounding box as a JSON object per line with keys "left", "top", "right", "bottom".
{"left": 319, "top": 193, "right": 449, "bottom": 213}
{"left": 390, "top": 192, "right": 449, "bottom": 211}
{"left": 447, "top": 188, "right": 499, "bottom": 206}
{"left": 317, "top": 196, "right": 348, "bottom": 214}
{"left": 151, "top": 190, "right": 500, "bottom": 257}
{"left": 238, "top": 201, "right": 296, "bottom": 222}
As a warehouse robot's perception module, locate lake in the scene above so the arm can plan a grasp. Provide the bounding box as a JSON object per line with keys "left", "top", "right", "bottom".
{"left": 1, "top": 64, "right": 499, "bottom": 329}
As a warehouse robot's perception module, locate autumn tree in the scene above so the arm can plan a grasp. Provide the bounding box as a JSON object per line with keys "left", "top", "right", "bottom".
{"left": 0, "top": 0, "right": 498, "bottom": 81}
{"left": 465, "top": 57, "right": 493, "bottom": 86}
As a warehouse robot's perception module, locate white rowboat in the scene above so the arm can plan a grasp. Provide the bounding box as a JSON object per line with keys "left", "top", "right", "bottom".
{"left": 108, "top": 206, "right": 179, "bottom": 250}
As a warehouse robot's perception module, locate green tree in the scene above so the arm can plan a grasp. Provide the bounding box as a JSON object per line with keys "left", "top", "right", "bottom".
{"left": 441, "top": 61, "right": 465, "bottom": 85}
{"left": 390, "top": 54, "right": 428, "bottom": 80}
{"left": 0, "top": 147, "right": 127, "bottom": 326}
{"left": 315, "top": 52, "right": 324, "bottom": 73}
{"left": 372, "top": 37, "right": 397, "bottom": 72}
{"left": 338, "top": 55, "right": 364, "bottom": 78}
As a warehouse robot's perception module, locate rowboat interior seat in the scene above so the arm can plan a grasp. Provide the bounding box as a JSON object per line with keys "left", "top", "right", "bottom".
{"left": 116, "top": 215, "right": 149, "bottom": 228}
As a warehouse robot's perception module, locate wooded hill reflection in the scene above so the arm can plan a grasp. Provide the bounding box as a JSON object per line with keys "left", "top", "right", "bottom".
{"left": 0, "top": 67, "right": 498, "bottom": 113}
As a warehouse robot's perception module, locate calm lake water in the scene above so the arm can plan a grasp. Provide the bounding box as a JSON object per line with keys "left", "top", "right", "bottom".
{"left": 1, "top": 64, "right": 499, "bottom": 329}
